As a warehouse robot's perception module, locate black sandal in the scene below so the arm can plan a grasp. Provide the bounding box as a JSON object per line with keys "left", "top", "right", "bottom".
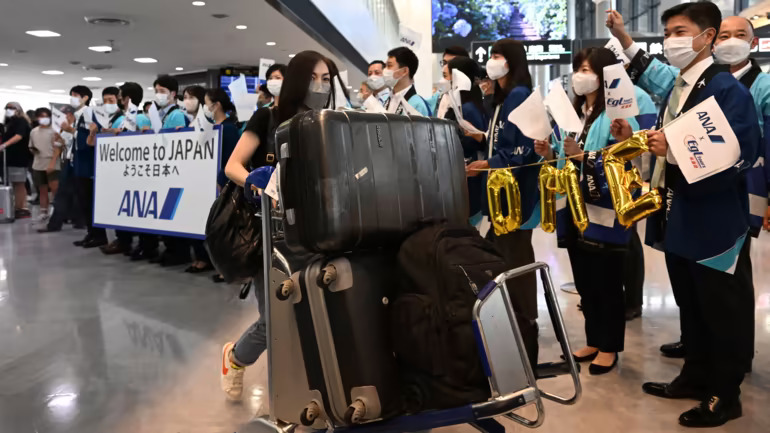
{"left": 186, "top": 264, "right": 214, "bottom": 274}
{"left": 212, "top": 274, "right": 226, "bottom": 283}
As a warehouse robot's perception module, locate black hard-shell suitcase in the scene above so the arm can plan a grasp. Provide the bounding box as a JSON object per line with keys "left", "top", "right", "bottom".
{"left": 276, "top": 110, "right": 468, "bottom": 253}
{"left": 278, "top": 253, "right": 402, "bottom": 426}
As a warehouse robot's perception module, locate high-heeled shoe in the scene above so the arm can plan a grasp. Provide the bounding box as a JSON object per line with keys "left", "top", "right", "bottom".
{"left": 560, "top": 351, "right": 599, "bottom": 363}
{"left": 589, "top": 354, "right": 619, "bottom": 375}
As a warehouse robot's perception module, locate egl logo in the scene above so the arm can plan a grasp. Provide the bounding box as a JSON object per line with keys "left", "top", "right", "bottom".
{"left": 117, "top": 188, "right": 184, "bottom": 220}
{"left": 607, "top": 97, "right": 633, "bottom": 109}
{"left": 684, "top": 135, "right": 706, "bottom": 169}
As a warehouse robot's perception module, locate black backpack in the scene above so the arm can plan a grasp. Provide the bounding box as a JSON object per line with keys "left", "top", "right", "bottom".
{"left": 392, "top": 223, "right": 508, "bottom": 412}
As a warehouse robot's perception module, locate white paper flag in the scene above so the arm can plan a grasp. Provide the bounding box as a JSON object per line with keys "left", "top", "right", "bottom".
{"left": 399, "top": 24, "right": 422, "bottom": 51}
{"left": 122, "top": 102, "right": 138, "bottom": 131}
{"left": 193, "top": 104, "right": 213, "bottom": 133}
{"left": 229, "top": 74, "right": 258, "bottom": 121}
{"left": 83, "top": 107, "right": 94, "bottom": 127}
{"left": 452, "top": 69, "right": 472, "bottom": 92}
{"left": 363, "top": 95, "right": 387, "bottom": 113}
{"left": 663, "top": 96, "right": 740, "bottom": 184}
{"left": 50, "top": 107, "right": 66, "bottom": 134}
{"left": 605, "top": 37, "right": 631, "bottom": 64}
{"left": 259, "top": 58, "right": 276, "bottom": 81}
{"left": 603, "top": 63, "right": 639, "bottom": 120}
{"left": 544, "top": 80, "right": 583, "bottom": 133}
{"left": 147, "top": 102, "right": 163, "bottom": 133}
{"left": 508, "top": 86, "right": 551, "bottom": 141}
{"left": 93, "top": 105, "right": 111, "bottom": 130}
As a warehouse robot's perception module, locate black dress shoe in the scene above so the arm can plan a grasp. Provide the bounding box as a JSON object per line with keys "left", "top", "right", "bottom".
{"left": 679, "top": 397, "right": 742, "bottom": 428}
{"left": 660, "top": 341, "right": 686, "bottom": 358}
{"left": 625, "top": 307, "right": 642, "bottom": 321}
{"left": 149, "top": 254, "right": 166, "bottom": 264}
{"left": 589, "top": 354, "right": 618, "bottom": 375}
{"left": 83, "top": 238, "right": 108, "bottom": 249}
{"left": 642, "top": 380, "right": 704, "bottom": 400}
{"left": 73, "top": 236, "right": 91, "bottom": 247}
{"left": 560, "top": 351, "right": 599, "bottom": 363}
{"left": 131, "top": 249, "right": 159, "bottom": 261}
{"left": 37, "top": 226, "right": 61, "bottom": 233}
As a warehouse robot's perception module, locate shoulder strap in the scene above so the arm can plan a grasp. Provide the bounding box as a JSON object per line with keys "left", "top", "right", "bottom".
{"left": 162, "top": 105, "right": 179, "bottom": 123}
{"left": 264, "top": 107, "right": 277, "bottom": 165}
{"left": 680, "top": 63, "right": 730, "bottom": 113}
{"left": 739, "top": 59, "right": 762, "bottom": 90}
{"left": 109, "top": 111, "right": 124, "bottom": 126}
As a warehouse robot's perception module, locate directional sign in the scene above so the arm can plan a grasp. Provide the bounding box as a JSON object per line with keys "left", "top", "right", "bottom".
{"left": 471, "top": 40, "right": 573, "bottom": 66}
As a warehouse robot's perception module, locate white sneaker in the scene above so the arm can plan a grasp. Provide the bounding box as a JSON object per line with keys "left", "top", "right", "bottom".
{"left": 221, "top": 342, "right": 245, "bottom": 401}
{"left": 35, "top": 213, "right": 49, "bottom": 223}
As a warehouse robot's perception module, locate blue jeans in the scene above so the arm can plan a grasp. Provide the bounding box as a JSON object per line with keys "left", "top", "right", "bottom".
{"left": 233, "top": 280, "right": 267, "bottom": 366}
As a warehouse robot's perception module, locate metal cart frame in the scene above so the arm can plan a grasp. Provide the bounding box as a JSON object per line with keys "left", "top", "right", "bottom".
{"left": 255, "top": 194, "right": 581, "bottom": 433}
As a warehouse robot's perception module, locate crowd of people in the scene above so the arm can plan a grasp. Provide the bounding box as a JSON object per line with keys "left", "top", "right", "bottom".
{"left": 0, "top": 2, "right": 765, "bottom": 429}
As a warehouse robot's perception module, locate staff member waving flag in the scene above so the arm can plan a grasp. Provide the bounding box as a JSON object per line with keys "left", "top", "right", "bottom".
{"left": 607, "top": 4, "right": 760, "bottom": 428}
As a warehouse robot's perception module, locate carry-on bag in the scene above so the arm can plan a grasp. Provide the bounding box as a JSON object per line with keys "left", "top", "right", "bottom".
{"left": 0, "top": 150, "right": 15, "bottom": 224}
{"left": 273, "top": 252, "right": 402, "bottom": 427}
{"left": 276, "top": 110, "right": 468, "bottom": 254}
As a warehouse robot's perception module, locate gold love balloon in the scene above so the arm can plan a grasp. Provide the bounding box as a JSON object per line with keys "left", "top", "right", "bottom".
{"left": 539, "top": 160, "right": 589, "bottom": 234}
{"left": 487, "top": 169, "right": 522, "bottom": 235}
{"left": 603, "top": 131, "right": 663, "bottom": 228}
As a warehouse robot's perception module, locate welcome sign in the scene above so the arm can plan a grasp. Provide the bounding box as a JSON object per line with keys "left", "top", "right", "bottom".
{"left": 93, "top": 127, "right": 222, "bottom": 238}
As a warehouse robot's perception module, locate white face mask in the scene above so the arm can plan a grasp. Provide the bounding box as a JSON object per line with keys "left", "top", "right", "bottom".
{"left": 486, "top": 58, "right": 509, "bottom": 81}
{"left": 5, "top": 109, "right": 16, "bottom": 118}
{"left": 183, "top": 98, "right": 199, "bottom": 113}
{"left": 155, "top": 92, "right": 170, "bottom": 107}
{"left": 38, "top": 117, "right": 51, "bottom": 126}
{"left": 438, "top": 78, "right": 451, "bottom": 93}
{"left": 382, "top": 68, "right": 403, "bottom": 89}
{"left": 663, "top": 29, "right": 709, "bottom": 69}
{"left": 367, "top": 74, "right": 385, "bottom": 91}
{"left": 70, "top": 96, "right": 82, "bottom": 108}
{"left": 203, "top": 104, "right": 215, "bottom": 120}
{"left": 572, "top": 72, "right": 600, "bottom": 96}
{"left": 104, "top": 103, "right": 119, "bottom": 115}
{"left": 714, "top": 37, "right": 752, "bottom": 66}
{"left": 267, "top": 79, "right": 283, "bottom": 98}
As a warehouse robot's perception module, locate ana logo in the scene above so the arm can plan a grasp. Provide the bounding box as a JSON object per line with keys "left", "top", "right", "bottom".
{"left": 607, "top": 97, "right": 633, "bottom": 109}
{"left": 117, "top": 188, "right": 184, "bottom": 220}
{"left": 684, "top": 135, "right": 706, "bottom": 169}
{"left": 604, "top": 78, "right": 621, "bottom": 89}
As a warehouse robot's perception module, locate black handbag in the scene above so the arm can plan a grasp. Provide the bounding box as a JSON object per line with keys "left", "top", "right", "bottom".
{"left": 204, "top": 181, "right": 262, "bottom": 283}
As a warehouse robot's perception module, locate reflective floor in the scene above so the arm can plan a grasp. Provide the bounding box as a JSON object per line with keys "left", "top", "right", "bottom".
{"left": 0, "top": 218, "right": 768, "bottom": 433}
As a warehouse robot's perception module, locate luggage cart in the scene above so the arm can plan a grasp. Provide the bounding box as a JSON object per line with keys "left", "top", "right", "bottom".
{"left": 255, "top": 194, "right": 581, "bottom": 433}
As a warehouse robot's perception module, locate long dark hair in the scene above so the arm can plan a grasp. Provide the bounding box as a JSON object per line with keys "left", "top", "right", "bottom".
{"left": 571, "top": 47, "right": 618, "bottom": 129}
{"left": 326, "top": 58, "right": 349, "bottom": 107}
{"left": 205, "top": 87, "right": 238, "bottom": 123}
{"left": 276, "top": 50, "right": 337, "bottom": 123}
{"left": 447, "top": 56, "right": 485, "bottom": 114}
{"left": 490, "top": 39, "right": 532, "bottom": 105}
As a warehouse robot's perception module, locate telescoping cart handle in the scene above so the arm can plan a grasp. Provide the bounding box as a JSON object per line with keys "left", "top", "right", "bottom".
{"left": 473, "top": 262, "right": 581, "bottom": 428}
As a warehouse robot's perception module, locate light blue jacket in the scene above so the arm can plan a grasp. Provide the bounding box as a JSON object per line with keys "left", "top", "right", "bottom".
{"left": 551, "top": 86, "right": 657, "bottom": 246}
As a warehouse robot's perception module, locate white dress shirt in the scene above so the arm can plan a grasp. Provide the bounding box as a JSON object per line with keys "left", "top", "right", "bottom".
{"left": 732, "top": 61, "right": 752, "bottom": 80}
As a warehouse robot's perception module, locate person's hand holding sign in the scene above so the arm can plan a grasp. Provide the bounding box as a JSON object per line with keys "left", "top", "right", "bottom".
{"left": 647, "top": 129, "right": 668, "bottom": 157}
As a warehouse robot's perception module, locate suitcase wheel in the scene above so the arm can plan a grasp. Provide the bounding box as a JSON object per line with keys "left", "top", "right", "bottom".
{"left": 344, "top": 399, "right": 367, "bottom": 425}
{"left": 299, "top": 402, "right": 321, "bottom": 427}
{"left": 315, "top": 264, "right": 337, "bottom": 289}
{"left": 275, "top": 279, "right": 294, "bottom": 301}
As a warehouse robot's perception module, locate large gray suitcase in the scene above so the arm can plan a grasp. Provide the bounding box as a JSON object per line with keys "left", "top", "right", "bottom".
{"left": 0, "top": 150, "right": 15, "bottom": 223}
{"left": 276, "top": 110, "right": 468, "bottom": 254}
{"left": 269, "top": 250, "right": 401, "bottom": 428}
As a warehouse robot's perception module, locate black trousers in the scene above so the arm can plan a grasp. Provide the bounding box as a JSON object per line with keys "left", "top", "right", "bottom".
{"left": 191, "top": 240, "right": 211, "bottom": 264}
{"left": 161, "top": 236, "right": 191, "bottom": 261}
{"left": 76, "top": 177, "right": 106, "bottom": 241}
{"left": 139, "top": 234, "right": 159, "bottom": 252}
{"left": 665, "top": 238, "right": 754, "bottom": 401}
{"left": 492, "top": 229, "right": 539, "bottom": 368}
{"left": 623, "top": 229, "right": 645, "bottom": 310}
{"left": 48, "top": 162, "right": 83, "bottom": 230}
{"left": 116, "top": 230, "right": 135, "bottom": 249}
{"left": 568, "top": 244, "right": 627, "bottom": 353}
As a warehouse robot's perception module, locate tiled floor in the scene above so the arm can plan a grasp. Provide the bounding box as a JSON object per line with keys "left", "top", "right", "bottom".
{"left": 0, "top": 219, "right": 767, "bottom": 433}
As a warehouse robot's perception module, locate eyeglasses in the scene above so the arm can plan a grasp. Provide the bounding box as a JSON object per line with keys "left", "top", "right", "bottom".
{"left": 439, "top": 60, "right": 447, "bottom": 67}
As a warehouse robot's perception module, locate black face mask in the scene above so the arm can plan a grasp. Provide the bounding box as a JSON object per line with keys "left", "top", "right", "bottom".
{"left": 118, "top": 102, "right": 125, "bottom": 111}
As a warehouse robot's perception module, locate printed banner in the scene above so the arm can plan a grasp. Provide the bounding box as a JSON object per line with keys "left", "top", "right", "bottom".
{"left": 603, "top": 63, "right": 638, "bottom": 120}
{"left": 93, "top": 127, "right": 222, "bottom": 239}
{"left": 664, "top": 96, "right": 740, "bottom": 184}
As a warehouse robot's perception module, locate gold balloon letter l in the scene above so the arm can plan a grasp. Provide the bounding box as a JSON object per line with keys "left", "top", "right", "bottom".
{"left": 487, "top": 169, "right": 522, "bottom": 235}
{"left": 603, "top": 131, "right": 663, "bottom": 228}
